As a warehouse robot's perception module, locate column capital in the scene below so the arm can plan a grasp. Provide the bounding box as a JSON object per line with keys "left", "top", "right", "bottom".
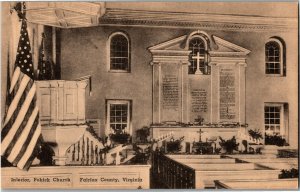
{"left": 237, "top": 62, "right": 247, "bottom": 67}
{"left": 208, "top": 62, "right": 218, "bottom": 66}
{"left": 180, "top": 60, "right": 190, "bottom": 66}
{"left": 150, "top": 61, "right": 161, "bottom": 66}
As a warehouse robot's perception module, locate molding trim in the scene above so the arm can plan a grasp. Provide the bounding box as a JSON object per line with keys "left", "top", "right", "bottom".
{"left": 100, "top": 8, "right": 297, "bottom": 32}
{"left": 212, "top": 35, "right": 251, "bottom": 54}
{"left": 149, "top": 35, "right": 187, "bottom": 50}
{"left": 150, "top": 50, "right": 191, "bottom": 55}
{"left": 209, "top": 52, "right": 249, "bottom": 57}
{"left": 149, "top": 32, "right": 251, "bottom": 65}
{"left": 210, "top": 57, "right": 247, "bottom": 65}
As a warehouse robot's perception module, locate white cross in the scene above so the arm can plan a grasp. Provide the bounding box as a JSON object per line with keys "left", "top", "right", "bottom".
{"left": 192, "top": 52, "right": 205, "bottom": 75}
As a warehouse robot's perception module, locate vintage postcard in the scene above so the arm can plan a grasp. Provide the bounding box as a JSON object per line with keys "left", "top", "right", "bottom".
{"left": 1, "top": 1, "right": 298, "bottom": 190}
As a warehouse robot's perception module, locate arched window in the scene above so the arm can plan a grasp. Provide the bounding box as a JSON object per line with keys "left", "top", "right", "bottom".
{"left": 188, "top": 36, "right": 209, "bottom": 75}
{"left": 109, "top": 32, "right": 130, "bottom": 72}
{"left": 265, "top": 38, "right": 285, "bottom": 75}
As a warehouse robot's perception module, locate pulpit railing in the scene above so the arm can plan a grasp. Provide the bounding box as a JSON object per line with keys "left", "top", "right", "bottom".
{"left": 66, "top": 128, "right": 105, "bottom": 165}
{"left": 152, "top": 152, "right": 195, "bottom": 189}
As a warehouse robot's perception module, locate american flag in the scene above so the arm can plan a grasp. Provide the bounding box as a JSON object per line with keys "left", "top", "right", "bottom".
{"left": 1, "top": 20, "right": 42, "bottom": 170}
{"left": 37, "top": 34, "right": 53, "bottom": 80}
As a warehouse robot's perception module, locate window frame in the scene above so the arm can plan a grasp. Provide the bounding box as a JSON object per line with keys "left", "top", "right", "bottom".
{"left": 188, "top": 35, "right": 209, "bottom": 75}
{"left": 264, "top": 103, "right": 285, "bottom": 136}
{"left": 107, "top": 32, "right": 131, "bottom": 73}
{"left": 265, "top": 38, "right": 284, "bottom": 76}
{"left": 106, "top": 100, "right": 131, "bottom": 135}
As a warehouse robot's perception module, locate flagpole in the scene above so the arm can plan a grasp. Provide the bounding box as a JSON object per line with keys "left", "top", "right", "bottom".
{"left": 4, "top": 44, "right": 11, "bottom": 121}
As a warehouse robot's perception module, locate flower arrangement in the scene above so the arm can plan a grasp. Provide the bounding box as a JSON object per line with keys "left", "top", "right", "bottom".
{"left": 265, "top": 133, "right": 288, "bottom": 146}
{"left": 136, "top": 126, "right": 150, "bottom": 143}
{"left": 219, "top": 136, "right": 239, "bottom": 154}
{"left": 194, "top": 115, "right": 204, "bottom": 125}
{"left": 248, "top": 129, "right": 263, "bottom": 144}
{"left": 166, "top": 136, "right": 184, "bottom": 153}
{"left": 109, "top": 132, "right": 131, "bottom": 144}
{"left": 151, "top": 121, "right": 245, "bottom": 128}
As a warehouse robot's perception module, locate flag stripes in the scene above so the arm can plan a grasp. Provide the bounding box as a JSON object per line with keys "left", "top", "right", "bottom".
{"left": 1, "top": 83, "right": 37, "bottom": 156}
{"left": 18, "top": 130, "right": 42, "bottom": 170}
{"left": 9, "top": 67, "right": 21, "bottom": 93}
{"left": 1, "top": 79, "right": 33, "bottom": 140}
{"left": 12, "top": 114, "right": 39, "bottom": 165}
{"left": 10, "top": 69, "right": 26, "bottom": 98}
{"left": 3, "top": 98, "right": 36, "bottom": 158}
{"left": 7, "top": 107, "right": 39, "bottom": 162}
{"left": 3, "top": 72, "right": 30, "bottom": 126}
{"left": 1, "top": 19, "right": 42, "bottom": 170}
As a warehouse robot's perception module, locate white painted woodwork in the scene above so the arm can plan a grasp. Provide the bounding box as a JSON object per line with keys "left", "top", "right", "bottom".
{"left": 36, "top": 80, "right": 88, "bottom": 125}
{"left": 25, "top": 2, "right": 105, "bottom": 28}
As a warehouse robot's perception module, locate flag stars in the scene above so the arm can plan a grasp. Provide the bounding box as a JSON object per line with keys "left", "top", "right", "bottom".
{"left": 24, "top": 59, "right": 27, "bottom": 63}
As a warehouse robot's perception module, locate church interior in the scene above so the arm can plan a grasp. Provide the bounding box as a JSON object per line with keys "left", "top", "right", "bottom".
{"left": 1, "top": 2, "right": 298, "bottom": 189}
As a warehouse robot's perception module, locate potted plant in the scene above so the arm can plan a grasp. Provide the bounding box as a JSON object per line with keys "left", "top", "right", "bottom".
{"left": 109, "top": 133, "right": 130, "bottom": 144}
{"left": 166, "top": 137, "right": 184, "bottom": 153}
{"left": 219, "top": 136, "right": 239, "bottom": 154}
{"left": 136, "top": 126, "right": 150, "bottom": 143}
{"left": 248, "top": 129, "right": 263, "bottom": 144}
{"left": 109, "top": 126, "right": 131, "bottom": 144}
{"left": 194, "top": 115, "right": 204, "bottom": 126}
{"left": 265, "top": 133, "right": 288, "bottom": 146}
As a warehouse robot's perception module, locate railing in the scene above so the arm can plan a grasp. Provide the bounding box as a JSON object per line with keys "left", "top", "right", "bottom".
{"left": 152, "top": 152, "right": 195, "bottom": 189}
{"left": 66, "top": 128, "right": 105, "bottom": 165}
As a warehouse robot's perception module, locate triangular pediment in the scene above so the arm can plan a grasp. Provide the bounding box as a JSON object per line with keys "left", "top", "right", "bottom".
{"left": 148, "top": 35, "right": 187, "bottom": 51}
{"left": 211, "top": 35, "right": 251, "bottom": 55}
{"left": 149, "top": 34, "right": 250, "bottom": 55}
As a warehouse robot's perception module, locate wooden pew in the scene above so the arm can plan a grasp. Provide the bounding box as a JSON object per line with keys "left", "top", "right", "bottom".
{"left": 195, "top": 169, "right": 280, "bottom": 188}
{"left": 166, "top": 154, "right": 221, "bottom": 159}
{"left": 188, "top": 163, "right": 256, "bottom": 171}
{"left": 175, "top": 158, "right": 235, "bottom": 164}
{"left": 152, "top": 153, "right": 282, "bottom": 189}
{"left": 214, "top": 179, "right": 298, "bottom": 189}
{"left": 152, "top": 152, "right": 195, "bottom": 189}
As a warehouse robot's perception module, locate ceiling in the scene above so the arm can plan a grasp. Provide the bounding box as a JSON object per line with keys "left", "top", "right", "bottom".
{"left": 25, "top": 2, "right": 104, "bottom": 28}
{"left": 21, "top": 2, "right": 297, "bottom": 31}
